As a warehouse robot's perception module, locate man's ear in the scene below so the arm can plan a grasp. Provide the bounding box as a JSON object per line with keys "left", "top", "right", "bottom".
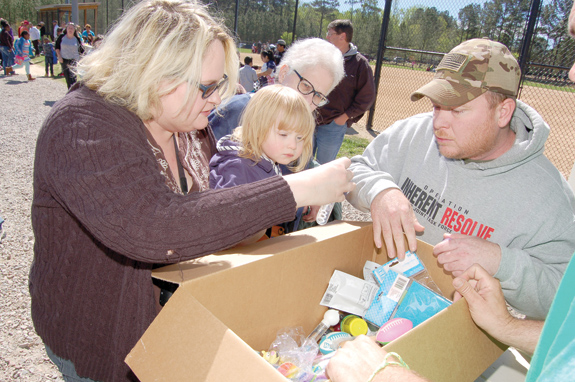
{"left": 497, "top": 98, "right": 516, "bottom": 128}
{"left": 277, "top": 64, "right": 289, "bottom": 84}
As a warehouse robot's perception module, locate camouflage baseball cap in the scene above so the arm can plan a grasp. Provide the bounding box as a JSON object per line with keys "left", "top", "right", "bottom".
{"left": 411, "top": 38, "right": 520, "bottom": 107}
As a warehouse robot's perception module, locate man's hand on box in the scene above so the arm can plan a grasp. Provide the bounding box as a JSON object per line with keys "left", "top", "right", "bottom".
{"left": 452, "top": 264, "right": 542, "bottom": 355}
{"left": 370, "top": 188, "right": 425, "bottom": 260}
{"left": 452, "top": 264, "right": 514, "bottom": 341}
{"left": 433, "top": 233, "right": 501, "bottom": 277}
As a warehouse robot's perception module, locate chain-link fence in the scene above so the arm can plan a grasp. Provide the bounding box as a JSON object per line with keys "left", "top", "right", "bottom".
{"left": 361, "top": 0, "right": 575, "bottom": 178}
{"left": 518, "top": 0, "right": 575, "bottom": 178}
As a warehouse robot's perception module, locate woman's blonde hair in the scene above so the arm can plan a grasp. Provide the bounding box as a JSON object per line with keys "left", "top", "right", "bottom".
{"left": 234, "top": 85, "right": 315, "bottom": 172}
{"left": 77, "top": 0, "right": 238, "bottom": 121}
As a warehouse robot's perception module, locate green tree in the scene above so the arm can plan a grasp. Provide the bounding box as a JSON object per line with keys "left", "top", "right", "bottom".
{"left": 458, "top": 4, "right": 481, "bottom": 43}
{"left": 310, "top": 0, "right": 340, "bottom": 36}
{"left": 537, "top": 0, "right": 575, "bottom": 67}
{"left": 480, "top": 0, "right": 504, "bottom": 40}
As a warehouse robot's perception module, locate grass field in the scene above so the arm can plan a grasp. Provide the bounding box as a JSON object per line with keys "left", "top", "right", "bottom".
{"left": 522, "top": 80, "right": 575, "bottom": 93}
{"left": 337, "top": 136, "right": 371, "bottom": 159}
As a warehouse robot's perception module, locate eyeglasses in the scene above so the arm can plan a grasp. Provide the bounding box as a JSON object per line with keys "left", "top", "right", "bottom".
{"left": 199, "top": 74, "right": 228, "bottom": 99}
{"left": 293, "top": 70, "right": 329, "bottom": 107}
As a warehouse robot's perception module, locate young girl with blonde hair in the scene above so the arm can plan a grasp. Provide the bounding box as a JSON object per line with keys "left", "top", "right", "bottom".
{"left": 210, "top": 84, "right": 317, "bottom": 241}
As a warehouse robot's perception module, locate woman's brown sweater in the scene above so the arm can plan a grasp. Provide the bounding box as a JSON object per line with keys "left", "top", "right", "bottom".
{"left": 30, "top": 85, "right": 296, "bottom": 381}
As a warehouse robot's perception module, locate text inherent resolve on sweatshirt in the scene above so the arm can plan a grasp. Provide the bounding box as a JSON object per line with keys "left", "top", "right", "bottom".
{"left": 401, "top": 177, "right": 495, "bottom": 240}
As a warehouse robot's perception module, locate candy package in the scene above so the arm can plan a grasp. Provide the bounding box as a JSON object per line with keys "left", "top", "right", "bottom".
{"left": 262, "top": 327, "right": 320, "bottom": 381}
{"left": 372, "top": 251, "right": 442, "bottom": 295}
{"left": 364, "top": 268, "right": 451, "bottom": 327}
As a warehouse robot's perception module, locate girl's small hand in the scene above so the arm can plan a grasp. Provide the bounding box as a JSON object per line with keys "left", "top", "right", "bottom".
{"left": 302, "top": 205, "right": 320, "bottom": 222}
{"left": 285, "top": 157, "right": 355, "bottom": 208}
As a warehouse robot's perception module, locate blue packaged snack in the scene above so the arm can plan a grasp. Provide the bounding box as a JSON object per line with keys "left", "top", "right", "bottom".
{"left": 392, "top": 279, "right": 451, "bottom": 327}
{"left": 364, "top": 270, "right": 410, "bottom": 326}
{"left": 364, "top": 269, "right": 451, "bottom": 328}
{"left": 372, "top": 251, "right": 442, "bottom": 295}
{"left": 372, "top": 251, "right": 425, "bottom": 284}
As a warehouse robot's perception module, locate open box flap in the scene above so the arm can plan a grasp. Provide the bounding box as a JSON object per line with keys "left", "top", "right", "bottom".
{"left": 384, "top": 299, "right": 506, "bottom": 382}
{"left": 152, "top": 221, "right": 373, "bottom": 285}
{"left": 125, "top": 284, "right": 285, "bottom": 382}
{"left": 180, "top": 221, "right": 377, "bottom": 351}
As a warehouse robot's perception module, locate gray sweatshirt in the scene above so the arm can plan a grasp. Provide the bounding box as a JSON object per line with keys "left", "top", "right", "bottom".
{"left": 347, "top": 100, "right": 575, "bottom": 319}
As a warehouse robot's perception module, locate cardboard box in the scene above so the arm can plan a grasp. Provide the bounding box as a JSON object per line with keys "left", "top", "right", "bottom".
{"left": 126, "top": 221, "right": 505, "bottom": 381}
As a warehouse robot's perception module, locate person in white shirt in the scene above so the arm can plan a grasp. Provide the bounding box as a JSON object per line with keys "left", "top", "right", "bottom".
{"left": 29, "top": 24, "right": 41, "bottom": 56}
{"left": 238, "top": 56, "right": 258, "bottom": 92}
{"left": 52, "top": 20, "right": 59, "bottom": 41}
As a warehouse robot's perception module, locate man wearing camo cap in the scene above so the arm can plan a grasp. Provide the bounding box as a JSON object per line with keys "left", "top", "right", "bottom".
{"left": 346, "top": 38, "right": 575, "bottom": 320}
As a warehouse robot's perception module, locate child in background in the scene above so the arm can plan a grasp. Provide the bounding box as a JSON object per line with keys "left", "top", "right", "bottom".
{"left": 257, "top": 50, "right": 275, "bottom": 88}
{"left": 42, "top": 36, "right": 55, "bottom": 77}
{"left": 238, "top": 56, "right": 258, "bottom": 92}
{"left": 55, "top": 25, "right": 64, "bottom": 79}
{"left": 13, "top": 30, "right": 35, "bottom": 81}
{"left": 209, "top": 85, "right": 316, "bottom": 242}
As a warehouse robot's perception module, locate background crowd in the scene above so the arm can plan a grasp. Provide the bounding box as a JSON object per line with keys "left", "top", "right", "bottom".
{"left": 0, "top": 17, "right": 101, "bottom": 83}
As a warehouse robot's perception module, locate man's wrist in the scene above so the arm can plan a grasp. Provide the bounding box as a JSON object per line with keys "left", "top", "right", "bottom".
{"left": 371, "top": 363, "right": 425, "bottom": 382}
{"left": 367, "top": 352, "right": 410, "bottom": 382}
{"left": 494, "top": 316, "right": 542, "bottom": 354}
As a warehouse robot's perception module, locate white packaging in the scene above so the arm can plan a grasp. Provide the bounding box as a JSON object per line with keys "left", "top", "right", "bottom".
{"left": 363, "top": 260, "right": 381, "bottom": 285}
{"left": 319, "top": 270, "right": 379, "bottom": 317}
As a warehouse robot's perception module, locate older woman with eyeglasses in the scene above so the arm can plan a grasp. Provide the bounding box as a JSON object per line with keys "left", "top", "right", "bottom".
{"left": 209, "top": 37, "right": 345, "bottom": 141}
{"left": 29, "top": 1, "right": 355, "bottom": 381}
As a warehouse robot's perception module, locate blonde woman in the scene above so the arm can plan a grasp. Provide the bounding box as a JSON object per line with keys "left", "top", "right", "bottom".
{"left": 30, "top": 1, "right": 355, "bottom": 381}
{"left": 210, "top": 85, "right": 316, "bottom": 241}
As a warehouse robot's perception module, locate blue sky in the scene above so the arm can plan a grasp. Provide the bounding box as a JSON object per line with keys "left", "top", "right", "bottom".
{"left": 390, "top": 0, "right": 488, "bottom": 17}
{"left": 331, "top": 0, "right": 555, "bottom": 19}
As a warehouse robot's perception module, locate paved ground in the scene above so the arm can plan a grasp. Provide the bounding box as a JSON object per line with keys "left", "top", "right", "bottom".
{"left": 1, "top": 71, "right": 68, "bottom": 381}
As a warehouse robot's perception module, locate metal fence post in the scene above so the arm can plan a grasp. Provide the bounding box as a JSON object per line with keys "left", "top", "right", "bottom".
{"left": 234, "top": 0, "right": 239, "bottom": 36}
{"left": 366, "top": 0, "right": 393, "bottom": 130}
{"left": 292, "top": 0, "right": 299, "bottom": 44}
{"left": 517, "top": 0, "right": 542, "bottom": 96}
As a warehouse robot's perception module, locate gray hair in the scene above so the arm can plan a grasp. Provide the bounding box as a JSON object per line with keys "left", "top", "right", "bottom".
{"left": 279, "top": 38, "right": 344, "bottom": 93}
